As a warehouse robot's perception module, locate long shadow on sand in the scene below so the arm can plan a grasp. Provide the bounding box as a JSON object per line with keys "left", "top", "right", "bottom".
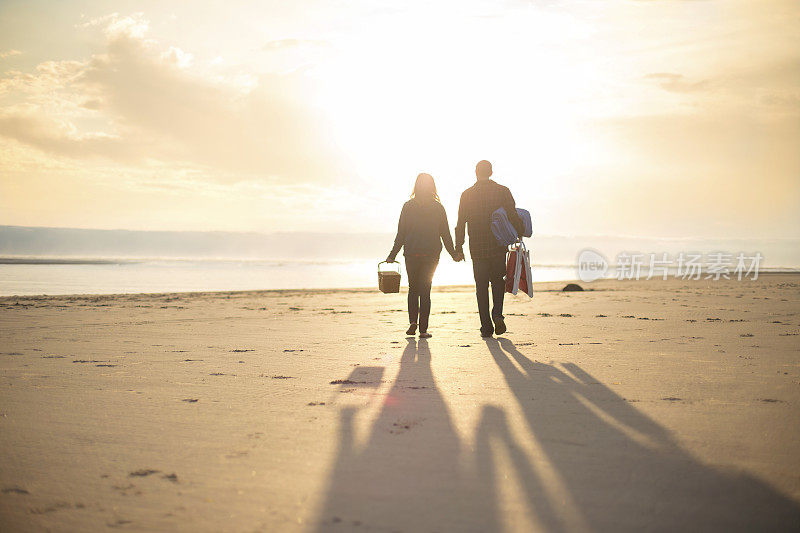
{"left": 314, "top": 338, "right": 800, "bottom": 531}
{"left": 482, "top": 337, "right": 800, "bottom": 531}
{"left": 314, "top": 338, "right": 498, "bottom": 531}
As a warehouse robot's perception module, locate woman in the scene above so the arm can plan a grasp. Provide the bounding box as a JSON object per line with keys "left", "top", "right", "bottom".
{"left": 386, "top": 173, "right": 460, "bottom": 338}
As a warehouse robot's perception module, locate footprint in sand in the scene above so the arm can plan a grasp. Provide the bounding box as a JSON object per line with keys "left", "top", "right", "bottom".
{"left": 390, "top": 419, "right": 422, "bottom": 434}
{"left": 129, "top": 469, "right": 160, "bottom": 477}
{"left": 225, "top": 451, "right": 248, "bottom": 459}
{"left": 2, "top": 487, "right": 29, "bottom": 495}
{"left": 29, "top": 502, "right": 73, "bottom": 514}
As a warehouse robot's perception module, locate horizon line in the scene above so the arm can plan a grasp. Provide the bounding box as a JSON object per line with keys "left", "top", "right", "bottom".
{"left": 2, "top": 224, "right": 800, "bottom": 243}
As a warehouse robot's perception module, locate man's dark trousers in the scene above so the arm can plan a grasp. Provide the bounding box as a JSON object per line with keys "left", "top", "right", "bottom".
{"left": 472, "top": 253, "right": 506, "bottom": 333}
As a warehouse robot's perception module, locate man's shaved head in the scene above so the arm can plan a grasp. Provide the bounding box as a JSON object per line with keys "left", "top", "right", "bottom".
{"left": 476, "top": 160, "right": 492, "bottom": 180}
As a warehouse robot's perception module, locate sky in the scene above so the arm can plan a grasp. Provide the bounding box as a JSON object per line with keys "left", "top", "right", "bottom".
{"left": 0, "top": 0, "right": 798, "bottom": 240}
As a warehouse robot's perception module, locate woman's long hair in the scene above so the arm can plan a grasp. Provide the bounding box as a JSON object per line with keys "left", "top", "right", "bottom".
{"left": 411, "top": 173, "right": 440, "bottom": 202}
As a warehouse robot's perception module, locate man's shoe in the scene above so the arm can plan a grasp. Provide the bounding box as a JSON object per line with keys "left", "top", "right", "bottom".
{"left": 480, "top": 327, "right": 494, "bottom": 338}
{"left": 406, "top": 323, "right": 417, "bottom": 336}
{"left": 494, "top": 318, "right": 506, "bottom": 336}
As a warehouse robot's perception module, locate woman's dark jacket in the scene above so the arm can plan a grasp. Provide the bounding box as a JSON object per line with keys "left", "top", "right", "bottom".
{"left": 388, "top": 198, "right": 456, "bottom": 260}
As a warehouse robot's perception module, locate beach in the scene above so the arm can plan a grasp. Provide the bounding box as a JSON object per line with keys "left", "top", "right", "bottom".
{"left": 1, "top": 275, "right": 799, "bottom": 531}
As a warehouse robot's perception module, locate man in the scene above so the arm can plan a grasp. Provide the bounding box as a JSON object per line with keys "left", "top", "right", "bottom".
{"left": 455, "top": 160, "right": 524, "bottom": 337}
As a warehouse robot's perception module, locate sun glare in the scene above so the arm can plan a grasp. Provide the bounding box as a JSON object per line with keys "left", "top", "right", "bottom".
{"left": 315, "top": 6, "right": 595, "bottom": 212}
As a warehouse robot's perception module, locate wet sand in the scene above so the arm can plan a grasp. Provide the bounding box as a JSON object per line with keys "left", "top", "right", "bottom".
{"left": 1, "top": 275, "right": 799, "bottom": 531}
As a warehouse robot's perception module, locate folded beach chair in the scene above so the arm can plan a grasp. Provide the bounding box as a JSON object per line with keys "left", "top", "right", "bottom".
{"left": 491, "top": 207, "right": 532, "bottom": 246}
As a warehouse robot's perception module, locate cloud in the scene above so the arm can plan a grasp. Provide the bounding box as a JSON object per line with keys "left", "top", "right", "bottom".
{"left": 0, "top": 49, "right": 22, "bottom": 59}
{"left": 79, "top": 12, "right": 150, "bottom": 39}
{"left": 0, "top": 112, "right": 142, "bottom": 161}
{"left": 0, "top": 14, "right": 345, "bottom": 184}
{"left": 643, "top": 72, "right": 710, "bottom": 93}
{"left": 160, "top": 46, "right": 194, "bottom": 68}
{"left": 760, "top": 92, "right": 800, "bottom": 109}
{"left": 77, "top": 29, "right": 342, "bottom": 179}
{"left": 639, "top": 56, "right": 800, "bottom": 116}
{"left": 0, "top": 60, "right": 86, "bottom": 98}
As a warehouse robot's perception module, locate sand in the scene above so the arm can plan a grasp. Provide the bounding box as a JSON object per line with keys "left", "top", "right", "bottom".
{"left": 0, "top": 275, "right": 799, "bottom": 532}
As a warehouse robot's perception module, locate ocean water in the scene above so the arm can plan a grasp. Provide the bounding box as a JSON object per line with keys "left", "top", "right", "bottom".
{"left": 0, "top": 258, "right": 580, "bottom": 296}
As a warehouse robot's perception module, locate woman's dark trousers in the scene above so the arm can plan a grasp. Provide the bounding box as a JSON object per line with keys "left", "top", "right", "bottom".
{"left": 404, "top": 256, "right": 439, "bottom": 332}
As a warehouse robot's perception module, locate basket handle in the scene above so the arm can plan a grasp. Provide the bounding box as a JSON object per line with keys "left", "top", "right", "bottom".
{"left": 378, "top": 261, "right": 400, "bottom": 273}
